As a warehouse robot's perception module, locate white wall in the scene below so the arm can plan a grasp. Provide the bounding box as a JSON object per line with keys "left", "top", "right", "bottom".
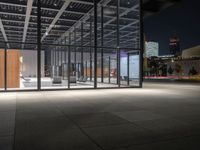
{"left": 120, "top": 55, "right": 140, "bottom": 79}
{"left": 21, "top": 50, "right": 45, "bottom": 77}
{"left": 120, "top": 57, "right": 127, "bottom": 76}
{"left": 129, "top": 55, "right": 139, "bottom": 79}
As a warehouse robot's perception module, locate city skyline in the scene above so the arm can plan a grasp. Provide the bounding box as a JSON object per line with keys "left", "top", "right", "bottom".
{"left": 144, "top": 0, "right": 200, "bottom": 55}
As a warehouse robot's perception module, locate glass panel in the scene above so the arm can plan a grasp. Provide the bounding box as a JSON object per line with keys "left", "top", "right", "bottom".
{"left": 102, "top": 0, "right": 118, "bottom": 48}
{"left": 6, "top": 43, "right": 38, "bottom": 90}
{"left": 120, "top": 50, "right": 128, "bottom": 86}
{"left": 41, "top": 1, "right": 95, "bottom": 47}
{"left": 129, "top": 51, "right": 140, "bottom": 86}
{"left": 41, "top": 45, "right": 68, "bottom": 89}
{"left": 40, "top": 0, "right": 95, "bottom": 89}
{"left": 97, "top": 48, "right": 102, "bottom": 83}
{"left": 103, "top": 56, "right": 110, "bottom": 83}
{"left": 0, "top": 0, "right": 141, "bottom": 90}
{"left": 70, "top": 47, "right": 94, "bottom": 89}
{"left": 0, "top": 0, "right": 38, "bottom": 44}
{"left": 110, "top": 55, "right": 118, "bottom": 85}
{"left": 0, "top": 0, "right": 38, "bottom": 90}
{"left": 119, "top": 0, "right": 140, "bottom": 49}
{"left": 97, "top": 48, "right": 118, "bottom": 88}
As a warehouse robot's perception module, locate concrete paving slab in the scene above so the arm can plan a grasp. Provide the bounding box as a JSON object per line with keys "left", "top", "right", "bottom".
{"left": 83, "top": 124, "right": 163, "bottom": 149}
{"left": 70, "top": 112, "right": 129, "bottom": 128}
{"left": 0, "top": 136, "right": 13, "bottom": 150}
{"left": 113, "top": 110, "right": 166, "bottom": 122}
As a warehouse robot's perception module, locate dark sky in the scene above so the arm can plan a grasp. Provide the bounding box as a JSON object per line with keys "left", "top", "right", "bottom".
{"left": 144, "top": 0, "right": 200, "bottom": 55}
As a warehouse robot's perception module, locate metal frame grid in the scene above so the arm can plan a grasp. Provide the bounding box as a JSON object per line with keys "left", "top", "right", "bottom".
{"left": 0, "top": 0, "right": 143, "bottom": 92}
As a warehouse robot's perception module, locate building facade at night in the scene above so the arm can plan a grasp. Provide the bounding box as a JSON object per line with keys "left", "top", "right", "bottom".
{"left": 0, "top": 0, "right": 142, "bottom": 91}
{"left": 145, "top": 41, "right": 159, "bottom": 57}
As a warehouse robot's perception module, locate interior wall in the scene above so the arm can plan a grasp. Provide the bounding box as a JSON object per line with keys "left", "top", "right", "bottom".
{"left": 7, "top": 50, "right": 20, "bottom": 88}
{"left": 21, "top": 50, "right": 45, "bottom": 77}
{"left": 0, "top": 50, "right": 4, "bottom": 88}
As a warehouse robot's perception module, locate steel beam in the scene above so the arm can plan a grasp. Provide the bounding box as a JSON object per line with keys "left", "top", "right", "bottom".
{"left": 41, "top": 0, "right": 74, "bottom": 41}
{"left": 22, "top": 0, "right": 33, "bottom": 48}
{"left": 0, "top": 18, "right": 9, "bottom": 47}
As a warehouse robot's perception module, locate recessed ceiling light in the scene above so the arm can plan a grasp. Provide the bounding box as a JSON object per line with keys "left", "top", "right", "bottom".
{"left": 104, "top": 8, "right": 116, "bottom": 16}
{"left": 2, "top": 6, "right": 6, "bottom": 10}
{"left": 18, "top": 7, "right": 23, "bottom": 12}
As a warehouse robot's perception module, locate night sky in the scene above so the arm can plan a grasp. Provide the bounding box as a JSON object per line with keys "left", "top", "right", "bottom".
{"left": 144, "top": 0, "right": 200, "bottom": 55}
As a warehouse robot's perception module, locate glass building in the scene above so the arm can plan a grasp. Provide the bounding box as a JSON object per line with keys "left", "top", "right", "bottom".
{"left": 0, "top": 0, "right": 142, "bottom": 91}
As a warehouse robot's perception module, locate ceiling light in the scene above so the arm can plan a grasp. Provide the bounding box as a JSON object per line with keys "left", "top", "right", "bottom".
{"left": 2, "top": 6, "right": 6, "bottom": 10}
{"left": 54, "top": 3, "right": 57, "bottom": 6}
{"left": 18, "top": 7, "right": 23, "bottom": 12}
{"left": 104, "top": 8, "right": 116, "bottom": 16}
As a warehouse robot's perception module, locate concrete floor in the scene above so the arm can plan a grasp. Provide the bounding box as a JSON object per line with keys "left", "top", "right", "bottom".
{"left": 0, "top": 82, "right": 200, "bottom": 150}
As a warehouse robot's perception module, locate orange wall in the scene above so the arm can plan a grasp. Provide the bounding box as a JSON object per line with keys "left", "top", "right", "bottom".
{"left": 0, "top": 49, "right": 20, "bottom": 88}
{"left": 0, "top": 50, "right": 5, "bottom": 88}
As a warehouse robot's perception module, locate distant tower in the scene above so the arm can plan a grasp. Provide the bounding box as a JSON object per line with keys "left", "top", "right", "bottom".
{"left": 169, "top": 35, "right": 180, "bottom": 56}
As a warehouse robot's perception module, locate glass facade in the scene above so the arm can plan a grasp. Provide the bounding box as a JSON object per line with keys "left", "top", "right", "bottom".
{"left": 0, "top": 0, "right": 142, "bottom": 91}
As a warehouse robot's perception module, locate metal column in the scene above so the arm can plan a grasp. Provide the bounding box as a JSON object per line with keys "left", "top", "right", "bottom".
{"left": 139, "top": 0, "right": 143, "bottom": 87}
{"left": 68, "top": 33, "right": 71, "bottom": 88}
{"left": 37, "top": 0, "right": 41, "bottom": 90}
{"left": 116, "top": 0, "right": 120, "bottom": 87}
{"left": 65, "top": 36, "right": 67, "bottom": 63}
{"left": 74, "top": 27, "right": 76, "bottom": 76}
{"left": 4, "top": 43, "right": 7, "bottom": 90}
{"left": 81, "top": 22, "right": 84, "bottom": 77}
{"left": 90, "top": 15, "right": 92, "bottom": 82}
{"left": 108, "top": 56, "right": 111, "bottom": 84}
{"left": 101, "top": 6, "right": 104, "bottom": 83}
{"left": 94, "top": 0, "right": 97, "bottom": 88}
{"left": 127, "top": 53, "right": 130, "bottom": 86}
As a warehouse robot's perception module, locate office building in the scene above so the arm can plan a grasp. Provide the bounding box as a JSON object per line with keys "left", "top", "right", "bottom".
{"left": 145, "top": 41, "right": 159, "bottom": 57}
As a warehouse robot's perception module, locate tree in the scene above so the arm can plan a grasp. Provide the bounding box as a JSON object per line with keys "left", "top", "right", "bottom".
{"left": 168, "top": 66, "right": 174, "bottom": 75}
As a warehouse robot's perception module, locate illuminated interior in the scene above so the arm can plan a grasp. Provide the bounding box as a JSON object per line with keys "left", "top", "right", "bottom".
{"left": 0, "top": 0, "right": 142, "bottom": 91}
